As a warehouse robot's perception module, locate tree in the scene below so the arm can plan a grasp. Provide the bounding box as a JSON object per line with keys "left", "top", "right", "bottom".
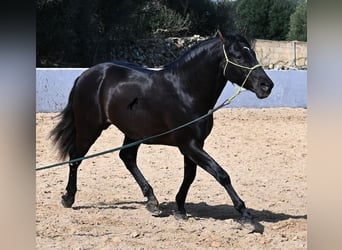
{"left": 235, "top": 0, "right": 271, "bottom": 39}
{"left": 235, "top": 0, "right": 299, "bottom": 40}
{"left": 37, "top": 0, "right": 150, "bottom": 66}
{"left": 165, "top": 0, "right": 236, "bottom": 35}
{"left": 268, "top": 0, "right": 297, "bottom": 40}
{"left": 287, "top": 0, "right": 307, "bottom": 41}
{"left": 212, "top": 0, "right": 237, "bottom": 34}
{"left": 35, "top": 0, "right": 244, "bottom": 67}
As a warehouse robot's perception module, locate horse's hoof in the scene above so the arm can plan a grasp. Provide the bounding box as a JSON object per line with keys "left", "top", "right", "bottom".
{"left": 173, "top": 210, "right": 188, "bottom": 220}
{"left": 237, "top": 217, "right": 264, "bottom": 234}
{"left": 146, "top": 201, "right": 161, "bottom": 216}
{"left": 61, "top": 195, "right": 74, "bottom": 208}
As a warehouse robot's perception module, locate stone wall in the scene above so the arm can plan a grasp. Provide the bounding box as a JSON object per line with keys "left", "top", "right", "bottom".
{"left": 110, "top": 36, "right": 307, "bottom": 70}
{"left": 111, "top": 35, "right": 207, "bottom": 68}
{"left": 253, "top": 39, "right": 307, "bottom": 70}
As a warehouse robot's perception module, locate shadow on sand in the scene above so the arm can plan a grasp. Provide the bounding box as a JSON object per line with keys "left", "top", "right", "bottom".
{"left": 73, "top": 200, "right": 306, "bottom": 234}
{"left": 159, "top": 201, "right": 307, "bottom": 223}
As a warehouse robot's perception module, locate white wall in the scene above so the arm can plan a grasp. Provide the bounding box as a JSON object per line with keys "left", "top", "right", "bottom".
{"left": 36, "top": 68, "right": 85, "bottom": 112}
{"left": 36, "top": 68, "right": 307, "bottom": 112}
{"left": 216, "top": 70, "right": 307, "bottom": 108}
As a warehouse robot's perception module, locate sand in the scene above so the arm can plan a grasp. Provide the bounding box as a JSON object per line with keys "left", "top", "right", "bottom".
{"left": 36, "top": 108, "right": 307, "bottom": 249}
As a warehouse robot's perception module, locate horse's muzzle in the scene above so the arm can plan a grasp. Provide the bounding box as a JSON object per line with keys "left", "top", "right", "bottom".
{"left": 255, "top": 81, "right": 274, "bottom": 99}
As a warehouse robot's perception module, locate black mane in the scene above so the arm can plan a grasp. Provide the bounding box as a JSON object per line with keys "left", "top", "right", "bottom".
{"left": 111, "top": 33, "right": 251, "bottom": 71}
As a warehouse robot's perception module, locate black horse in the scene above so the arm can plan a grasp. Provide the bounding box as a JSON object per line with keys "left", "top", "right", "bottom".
{"left": 51, "top": 31, "right": 273, "bottom": 222}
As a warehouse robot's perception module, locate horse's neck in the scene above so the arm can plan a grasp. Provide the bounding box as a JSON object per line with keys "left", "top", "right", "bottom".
{"left": 175, "top": 41, "right": 226, "bottom": 109}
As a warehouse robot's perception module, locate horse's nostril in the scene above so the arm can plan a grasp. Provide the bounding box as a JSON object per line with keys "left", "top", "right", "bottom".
{"left": 260, "top": 82, "right": 270, "bottom": 92}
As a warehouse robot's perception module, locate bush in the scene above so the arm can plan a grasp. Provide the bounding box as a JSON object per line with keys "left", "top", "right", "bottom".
{"left": 147, "top": 4, "right": 192, "bottom": 37}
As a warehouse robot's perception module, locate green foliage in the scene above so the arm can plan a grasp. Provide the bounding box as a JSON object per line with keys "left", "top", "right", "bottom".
{"left": 37, "top": 0, "right": 238, "bottom": 66}
{"left": 145, "top": 3, "right": 192, "bottom": 36}
{"left": 37, "top": 0, "right": 151, "bottom": 66}
{"left": 36, "top": 0, "right": 306, "bottom": 67}
{"left": 235, "top": 0, "right": 271, "bottom": 39}
{"left": 165, "top": 0, "right": 236, "bottom": 35}
{"left": 235, "top": 0, "right": 299, "bottom": 40}
{"left": 268, "top": 0, "right": 297, "bottom": 40}
{"left": 210, "top": 0, "right": 237, "bottom": 34}
{"left": 287, "top": 0, "right": 307, "bottom": 41}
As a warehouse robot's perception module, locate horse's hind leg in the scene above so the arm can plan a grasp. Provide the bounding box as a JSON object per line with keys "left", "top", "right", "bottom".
{"left": 61, "top": 125, "right": 103, "bottom": 208}
{"left": 61, "top": 159, "right": 80, "bottom": 208}
{"left": 119, "top": 136, "right": 160, "bottom": 215}
{"left": 174, "top": 156, "right": 197, "bottom": 219}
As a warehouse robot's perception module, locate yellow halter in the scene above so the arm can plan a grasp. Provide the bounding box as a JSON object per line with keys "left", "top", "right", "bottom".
{"left": 222, "top": 44, "right": 262, "bottom": 89}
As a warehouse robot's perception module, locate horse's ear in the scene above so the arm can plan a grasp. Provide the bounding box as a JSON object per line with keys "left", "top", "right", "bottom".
{"left": 216, "top": 30, "right": 225, "bottom": 42}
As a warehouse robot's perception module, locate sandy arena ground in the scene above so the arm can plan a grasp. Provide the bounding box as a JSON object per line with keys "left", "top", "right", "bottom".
{"left": 36, "top": 108, "right": 307, "bottom": 249}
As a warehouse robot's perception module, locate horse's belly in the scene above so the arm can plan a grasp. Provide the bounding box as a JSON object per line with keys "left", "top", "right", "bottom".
{"left": 103, "top": 87, "right": 198, "bottom": 146}
{"left": 107, "top": 100, "right": 175, "bottom": 143}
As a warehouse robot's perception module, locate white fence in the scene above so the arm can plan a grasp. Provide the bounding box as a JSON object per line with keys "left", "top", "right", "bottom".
{"left": 36, "top": 68, "right": 307, "bottom": 112}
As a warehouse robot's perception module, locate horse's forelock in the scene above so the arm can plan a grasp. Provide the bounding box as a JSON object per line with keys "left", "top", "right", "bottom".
{"left": 220, "top": 33, "right": 251, "bottom": 49}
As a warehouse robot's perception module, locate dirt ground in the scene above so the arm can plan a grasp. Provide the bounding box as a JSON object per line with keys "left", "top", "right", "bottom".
{"left": 36, "top": 108, "right": 307, "bottom": 249}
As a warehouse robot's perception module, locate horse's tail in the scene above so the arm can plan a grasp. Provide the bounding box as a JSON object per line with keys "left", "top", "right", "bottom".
{"left": 50, "top": 77, "right": 79, "bottom": 160}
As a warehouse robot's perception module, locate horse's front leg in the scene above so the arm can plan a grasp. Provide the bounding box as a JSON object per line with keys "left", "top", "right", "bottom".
{"left": 180, "top": 140, "right": 253, "bottom": 221}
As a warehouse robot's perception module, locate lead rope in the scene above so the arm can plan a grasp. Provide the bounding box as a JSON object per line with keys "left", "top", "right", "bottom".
{"left": 36, "top": 44, "right": 262, "bottom": 171}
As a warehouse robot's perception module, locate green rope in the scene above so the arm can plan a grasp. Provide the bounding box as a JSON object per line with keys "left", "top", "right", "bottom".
{"left": 36, "top": 44, "right": 261, "bottom": 172}
{"left": 36, "top": 99, "right": 230, "bottom": 172}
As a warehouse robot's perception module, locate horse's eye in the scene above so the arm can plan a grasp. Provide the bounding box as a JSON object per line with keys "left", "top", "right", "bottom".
{"left": 235, "top": 55, "right": 242, "bottom": 60}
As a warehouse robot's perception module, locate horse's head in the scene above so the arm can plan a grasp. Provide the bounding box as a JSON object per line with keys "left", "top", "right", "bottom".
{"left": 217, "top": 32, "right": 274, "bottom": 99}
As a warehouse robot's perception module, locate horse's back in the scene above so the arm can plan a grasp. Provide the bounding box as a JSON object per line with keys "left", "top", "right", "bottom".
{"left": 74, "top": 62, "right": 140, "bottom": 101}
